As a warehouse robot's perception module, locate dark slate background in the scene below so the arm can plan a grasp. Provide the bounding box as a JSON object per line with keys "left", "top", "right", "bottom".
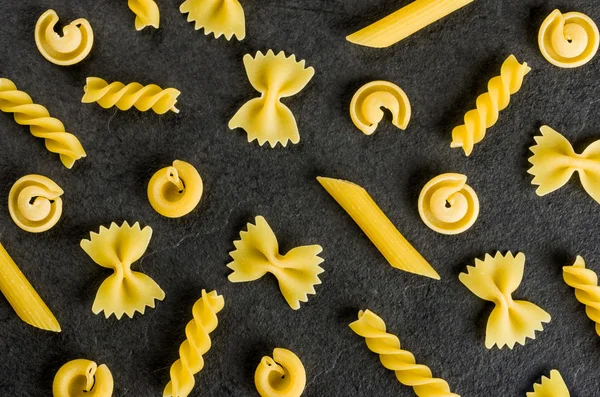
{"left": 0, "top": 0, "right": 599, "bottom": 395}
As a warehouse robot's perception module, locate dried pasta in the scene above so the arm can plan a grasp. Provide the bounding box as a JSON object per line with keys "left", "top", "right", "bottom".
{"left": 527, "top": 370, "right": 570, "bottom": 397}
{"left": 317, "top": 176, "right": 440, "bottom": 279}
{"left": 349, "top": 80, "right": 411, "bottom": 135}
{"left": 164, "top": 289, "right": 224, "bottom": 397}
{"left": 179, "top": 0, "right": 245, "bottom": 40}
{"left": 229, "top": 50, "right": 315, "bottom": 147}
{"left": 459, "top": 252, "right": 551, "bottom": 349}
{"left": 227, "top": 216, "right": 324, "bottom": 310}
{"left": 53, "top": 359, "right": 114, "bottom": 397}
{"left": 346, "top": 0, "right": 474, "bottom": 48}
{"left": 418, "top": 173, "right": 479, "bottom": 235}
{"left": 8, "top": 174, "right": 63, "bottom": 233}
{"left": 255, "top": 348, "right": 306, "bottom": 397}
{"left": 80, "top": 221, "right": 165, "bottom": 319}
{"left": 147, "top": 160, "right": 203, "bottom": 218}
{"left": 82, "top": 77, "right": 180, "bottom": 114}
{"left": 0, "top": 78, "right": 86, "bottom": 169}
{"left": 0, "top": 243, "right": 60, "bottom": 332}
{"left": 127, "top": 0, "right": 159, "bottom": 30}
{"left": 451, "top": 55, "right": 531, "bottom": 156}
{"left": 35, "top": 9, "right": 94, "bottom": 66}
{"left": 350, "top": 309, "right": 459, "bottom": 397}
{"left": 539, "top": 10, "right": 599, "bottom": 68}
{"left": 563, "top": 256, "right": 600, "bottom": 337}
{"left": 528, "top": 125, "right": 600, "bottom": 204}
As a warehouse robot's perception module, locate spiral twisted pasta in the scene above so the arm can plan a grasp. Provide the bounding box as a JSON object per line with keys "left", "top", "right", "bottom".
{"left": 8, "top": 174, "right": 63, "bottom": 233}
{"left": 563, "top": 256, "right": 600, "bottom": 337}
{"left": 52, "top": 359, "right": 114, "bottom": 397}
{"left": 164, "top": 289, "right": 224, "bottom": 397}
{"left": 82, "top": 77, "right": 180, "bottom": 114}
{"left": 451, "top": 55, "right": 531, "bottom": 156}
{"left": 350, "top": 309, "right": 459, "bottom": 397}
{"left": 127, "top": 0, "right": 160, "bottom": 30}
{"left": 0, "top": 78, "right": 86, "bottom": 169}
{"left": 527, "top": 370, "right": 570, "bottom": 397}
{"left": 255, "top": 348, "right": 306, "bottom": 397}
{"left": 147, "top": 160, "right": 203, "bottom": 218}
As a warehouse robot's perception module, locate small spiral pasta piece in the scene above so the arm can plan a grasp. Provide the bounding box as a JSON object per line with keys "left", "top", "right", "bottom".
{"left": 147, "top": 160, "right": 203, "bottom": 218}
{"left": 418, "top": 173, "right": 479, "bottom": 235}
{"left": 34, "top": 9, "right": 94, "bottom": 66}
{"left": 255, "top": 348, "right": 306, "bottom": 397}
{"left": 8, "top": 174, "right": 63, "bottom": 233}
{"left": 52, "top": 359, "right": 114, "bottom": 397}
{"left": 539, "top": 10, "right": 599, "bottom": 68}
{"left": 82, "top": 77, "right": 180, "bottom": 114}
{"left": 127, "top": 0, "right": 160, "bottom": 31}
{"left": 563, "top": 256, "right": 600, "bottom": 337}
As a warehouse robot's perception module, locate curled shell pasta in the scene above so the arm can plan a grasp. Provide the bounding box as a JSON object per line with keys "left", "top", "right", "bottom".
{"left": 52, "top": 359, "right": 114, "bottom": 397}
{"left": 8, "top": 174, "right": 63, "bottom": 233}
{"left": 255, "top": 348, "right": 306, "bottom": 397}
{"left": 147, "top": 160, "right": 203, "bottom": 218}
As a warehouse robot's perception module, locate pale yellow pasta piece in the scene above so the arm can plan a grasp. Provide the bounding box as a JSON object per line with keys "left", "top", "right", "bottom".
{"left": 350, "top": 309, "right": 459, "bottom": 397}
{"left": 35, "top": 10, "right": 94, "bottom": 66}
{"left": 229, "top": 50, "right": 315, "bottom": 148}
{"left": 147, "top": 160, "right": 203, "bottom": 218}
{"left": 80, "top": 221, "right": 165, "bottom": 319}
{"left": 0, "top": 78, "right": 86, "bottom": 169}
{"left": 349, "top": 80, "right": 411, "bottom": 135}
{"left": 164, "top": 289, "right": 224, "bottom": 397}
{"left": 527, "top": 370, "right": 570, "bottom": 397}
{"left": 255, "top": 348, "right": 306, "bottom": 397}
{"left": 418, "top": 173, "right": 478, "bottom": 235}
{"left": 179, "top": 0, "right": 245, "bottom": 40}
{"left": 227, "top": 216, "right": 324, "bottom": 310}
{"left": 128, "top": 0, "right": 159, "bottom": 30}
{"left": 563, "top": 256, "right": 600, "bottom": 337}
{"left": 82, "top": 77, "right": 180, "bottom": 114}
{"left": 459, "top": 252, "right": 551, "bottom": 349}
{"left": 0, "top": 243, "right": 60, "bottom": 332}
{"left": 528, "top": 125, "right": 600, "bottom": 204}
{"left": 8, "top": 174, "right": 63, "bottom": 233}
{"left": 317, "top": 177, "right": 440, "bottom": 279}
{"left": 53, "top": 359, "right": 114, "bottom": 397}
{"left": 539, "top": 10, "right": 599, "bottom": 68}
{"left": 347, "top": 0, "right": 474, "bottom": 48}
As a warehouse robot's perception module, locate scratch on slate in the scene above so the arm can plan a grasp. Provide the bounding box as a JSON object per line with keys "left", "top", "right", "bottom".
{"left": 107, "top": 108, "right": 118, "bottom": 134}
{"left": 306, "top": 341, "right": 362, "bottom": 388}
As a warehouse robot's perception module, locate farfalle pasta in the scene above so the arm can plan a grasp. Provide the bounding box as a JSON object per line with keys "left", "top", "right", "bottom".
{"left": 563, "top": 256, "right": 600, "bottom": 337}
{"left": 127, "top": 0, "right": 159, "bottom": 30}
{"left": 147, "top": 160, "right": 203, "bottom": 218}
{"left": 53, "top": 359, "right": 114, "bottom": 397}
{"left": 80, "top": 221, "right": 165, "bottom": 319}
{"left": 459, "top": 252, "right": 551, "bottom": 349}
{"left": 255, "top": 348, "right": 306, "bottom": 397}
{"left": 527, "top": 370, "right": 570, "bottom": 397}
{"left": 229, "top": 50, "right": 315, "bottom": 147}
{"left": 8, "top": 174, "right": 63, "bottom": 233}
{"left": 180, "top": 0, "right": 245, "bottom": 40}
{"left": 227, "top": 216, "right": 324, "bottom": 310}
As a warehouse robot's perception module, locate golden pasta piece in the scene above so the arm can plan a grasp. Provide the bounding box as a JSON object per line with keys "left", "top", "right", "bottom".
{"left": 53, "top": 359, "right": 114, "bottom": 397}
{"left": 227, "top": 216, "right": 324, "bottom": 310}
{"left": 527, "top": 370, "right": 570, "bottom": 397}
{"left": 82, "top": 77, "right": 180, "bottom": 114}
{"left": 317, "top": 177, "right": 440, "bottom": 279}
{"left": 539, "top": 10, "right": 599, "bottom": 68}
{"left": 349, "top": 80, "right": 411, "bottom": 135}
{"left": 0, "top": 78, "right": 86, "bottom": 169}
{"left": 8, "top": 174, "right": 63, "bottom": 233}
{"left": 35, "top": 10, "right": 94, "bottom": 66}
{"left": 164, "top": 289, "right": 224, "bottom": 397}
{"left": 459, "top": 252, "right": 551, "bottom": 349}
{"left": 179, "top": 0, "right": 245, "bottom": 40}
{"left": 255, "top": 348, "right": 306, "bottom": 397}
{"left": 147, "top": 160, "right": 203, "bottom": 218}
{"left": 127, "top": 0, "right": 160, "bottom": 30}
{"left": 418, "top": 173, "right": 479, "bottom": 235}
{"left": 563, "top": 256, "right": 600, "bottom": 337}
{"left": 528, "top": 125, "right": 600, "bottom": 204}
{"left": 451, "top": 55, "right": 531, "bottom": 156}
{"left": 347, "top": 0, "right": 474, "bottom": 48}
{"left": 0, "top": 243, "right": 60, "bottom": 332}
{"left": 350, "top": 309, "right": 459, "bottom": 397}
{"left": 229, "top": 50, "right": 315, "bottom": 148}
{"left": 80, "top": 221, "right": 165, "bottom": 319}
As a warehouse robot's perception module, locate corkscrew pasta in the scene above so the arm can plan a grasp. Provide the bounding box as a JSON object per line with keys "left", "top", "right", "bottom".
{"left": 0, "top": 78, "right": 86, "bottom": 168}
{"left": 53, "top": 359, "right": 114, "bottom": 397}
{"left": 35, "top": 9, "right": 94, "bottom": 66}
{"left": 255, "top": 348, "right": 306, "bottom": 397}
{"left": 451, "top": 55, "right": 531, "bottom": 156}
{"left": 418, "top": 173, "right": 479, "bottom": 235}
{"left": 459, "top": 252, "right": 551, "bottom": 349}
{"left": 147, "top": 160, "right": 203, "bottom": 218}
{"left": 563, "top": 256, "right": 600, "bottom": 337}
{"left": 127, "top": 0, "right": 159, "bottom": 30}
{"left": 539, "top": 10, "right": 599, "bottom": 68}
{"left": 164, "top": 289, "right": 224, "bottom": 397}
{"left": 80, "top": 221, "right": 165, "bottom": 319}
{"left": 350, "top": 309, "right": 459, "bottom": 397}
{"left": 527, "top": 370, "right": 570, "bottom": 397}
{"left": 8, "top": 174, "right": 63, "bottom": 233}
{"left": 349, "top": 80, "right": 411, "bottom": 135}
{"left": 180, "top": 0, "right": 245, "bottom": 40}
{"left": 229, "top": 50, "right": 315, "bottom": 147}
{"left": 227, "top": 216, "right": 324, "bottom": 310}
{"left": 82, "top": 77, "right": 180, "bottom": 114}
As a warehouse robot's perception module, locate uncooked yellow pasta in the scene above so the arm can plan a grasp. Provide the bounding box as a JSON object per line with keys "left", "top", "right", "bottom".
{"left": 255, "top": 348, "right": 306, "bottom": 397}
{"left": 563, "top": 256, "right": 600, "bottom": 337}
{"left": 53, "top": 359, "right": 114, "bottom": 397}
{"left": 8, "top": 174, "right": 63, "bottom": 233}
{"left": 147, "top": 160, "right": 203, "bottom": 218}
{"left": 180, "top": 0, "right": 245, "bottom": 40}
{"left": 347, "top": 0, "right": 474, "bottom": 48}
{"left": 317, "top": 177, "right": 440, "bottom": 279}
{"left": 0, "top": 243, "right": 60, "bottom": 332}
{"left": 527, "top": 370, "right": 570, "bottom": 397}
{"left": 127, "top": 0, "right": 159, "bottom": 30}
